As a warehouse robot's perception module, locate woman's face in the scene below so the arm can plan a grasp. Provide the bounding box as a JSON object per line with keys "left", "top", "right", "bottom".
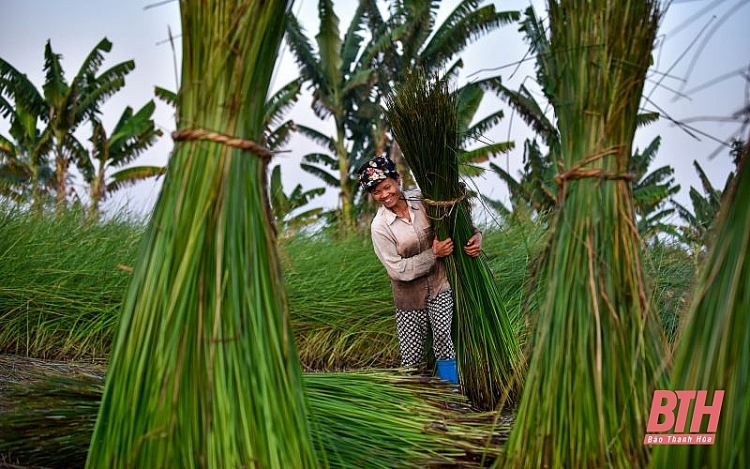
{"left": 371, "top": 177, "right": 401, "bottom": 209}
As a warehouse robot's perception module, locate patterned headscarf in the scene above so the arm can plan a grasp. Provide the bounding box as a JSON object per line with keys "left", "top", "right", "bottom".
{"left": 357, "top": 155, "right": 400, "bottom": 192}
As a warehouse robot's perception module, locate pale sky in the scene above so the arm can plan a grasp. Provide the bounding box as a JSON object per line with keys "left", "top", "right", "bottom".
{"left": 1, "top": 0, "right": 748, "bottom": 222}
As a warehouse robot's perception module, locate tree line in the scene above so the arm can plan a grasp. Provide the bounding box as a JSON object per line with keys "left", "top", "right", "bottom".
{"left": 0, "top": 38, "right": 163, "bottom": 218}
{"left": 0, "top": 1, "right": 741, "bottom": 250}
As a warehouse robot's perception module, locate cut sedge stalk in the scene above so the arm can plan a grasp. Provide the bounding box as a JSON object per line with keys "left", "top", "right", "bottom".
{"left": 1, "top": 369, "right": 507, "bottom": 469}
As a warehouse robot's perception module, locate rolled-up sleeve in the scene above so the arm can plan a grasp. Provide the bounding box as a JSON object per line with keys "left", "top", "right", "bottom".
{"left": 371, "top": 219, "right": 435, "bottom": 282}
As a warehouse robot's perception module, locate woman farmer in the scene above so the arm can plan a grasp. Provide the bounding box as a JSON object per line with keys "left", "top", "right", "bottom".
{"left": 357, "top": 155, "right": 482, "bottom": 383}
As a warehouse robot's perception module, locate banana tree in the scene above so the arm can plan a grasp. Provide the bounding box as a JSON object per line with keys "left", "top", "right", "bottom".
{"left": 286, "top": 1, "right": 519, "bottom": 234}
{"left": 0, "top": 57, "right": 56, "bottom": 210}
{"left": 673, "top": 157, "right": 737, "bottom": 253}
{"left": 284, "top": 0, "right": 380, "bottom": 234}
{"left": 83, "top": 101, "right": 164, "bottom": 217}
{"left": 454, "top": 77, "right": 515, "bottom": 179}
{"left": 488, "top": 138, "right": 557, "bottom": 217}
{"left": 269, "top": 164, "right": 325, "bottom": 237}
{"left": 40, "top": 38, "right": 136, "bottom": 212}
{"left": 631, "top": 136, "right": 680, "bottom": 241}
{"left": 0, "top": 101, "right": 54, "bottom": 209}
{"left": 2, "top": 38, "right": 140, "bottom": 213}
{"left": 361, "top": 0, "right": 520, "bottom": 182}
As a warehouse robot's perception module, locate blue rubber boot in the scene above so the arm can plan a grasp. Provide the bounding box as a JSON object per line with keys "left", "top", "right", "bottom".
{"left": 436, "top": 358, "right": 459, "bottom": 384}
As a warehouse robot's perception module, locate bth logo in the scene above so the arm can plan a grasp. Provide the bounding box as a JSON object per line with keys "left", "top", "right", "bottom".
{"left": 644, "top": 390, "right": 724, "bottom": 445}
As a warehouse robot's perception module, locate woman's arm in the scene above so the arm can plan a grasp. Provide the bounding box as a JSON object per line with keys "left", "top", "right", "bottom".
{"left": 371, "top": 223, "right": 448, "bottom": 282}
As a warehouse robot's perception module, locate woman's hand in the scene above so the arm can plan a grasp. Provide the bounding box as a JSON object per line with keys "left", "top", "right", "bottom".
{"left": 432, "top": 237, "right": 454, "bottom": 258}
{"left": 463, "top": 231, "right": 482, "bottom": 258}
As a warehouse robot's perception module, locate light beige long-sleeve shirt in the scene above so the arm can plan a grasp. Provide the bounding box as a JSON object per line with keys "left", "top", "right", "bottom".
{"left": 370, "top": 190, "right": 451, "bottom": 311}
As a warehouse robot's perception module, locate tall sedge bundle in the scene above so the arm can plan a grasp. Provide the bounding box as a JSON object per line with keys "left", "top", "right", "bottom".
{"left": 85, "top": 1, "right": 319, "bottom": 468}
{"left": 385, "top": 71, "right": 524, "bottom": 410}
{"left": 502, "top": 1, "right": 667, "bottom": 468}
{"left": 650, "top": 148, "right": 749, "bottom": 468}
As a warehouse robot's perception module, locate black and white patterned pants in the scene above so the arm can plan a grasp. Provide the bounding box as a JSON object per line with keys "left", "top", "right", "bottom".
{"left": 395, "top": 290, "right": 456, "bottom": 367}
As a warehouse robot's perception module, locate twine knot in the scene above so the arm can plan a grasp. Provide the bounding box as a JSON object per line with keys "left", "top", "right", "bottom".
{"left": 422, "top": 184, "right": 469, "bottom": 220}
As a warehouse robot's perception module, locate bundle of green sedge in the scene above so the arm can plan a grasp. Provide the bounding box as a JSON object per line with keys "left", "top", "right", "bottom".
{"left": 502, "top": 1, "right": 668, "bottom": 468}
{"left": 385, "top": 70, "right": 524, "bottom": 411}
{"left": 0, "top": 369, "right": 508, "bottom": 469}
{"left": 85, "top": 1, "right": 320, "bottom": 468}
{"left": 650, "top": 146, "right": 749, "bottom": 468}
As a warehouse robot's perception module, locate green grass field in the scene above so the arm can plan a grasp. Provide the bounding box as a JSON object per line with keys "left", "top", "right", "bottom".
{"left": 0, "top": 205, "right": 693, "bottom": 364}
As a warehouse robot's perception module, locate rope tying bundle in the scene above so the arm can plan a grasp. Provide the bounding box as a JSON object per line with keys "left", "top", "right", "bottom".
{"left": 171, "top": 128, "right": 274, "bottom": 161}
{"left": 554, "top": 168, "right": 636, "bottom": 185}
{"left": 421, "top": 184, "right": 469, "bottom": 221}
{"left": 554, "top": 146, "right": 635, "bottom": 204}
